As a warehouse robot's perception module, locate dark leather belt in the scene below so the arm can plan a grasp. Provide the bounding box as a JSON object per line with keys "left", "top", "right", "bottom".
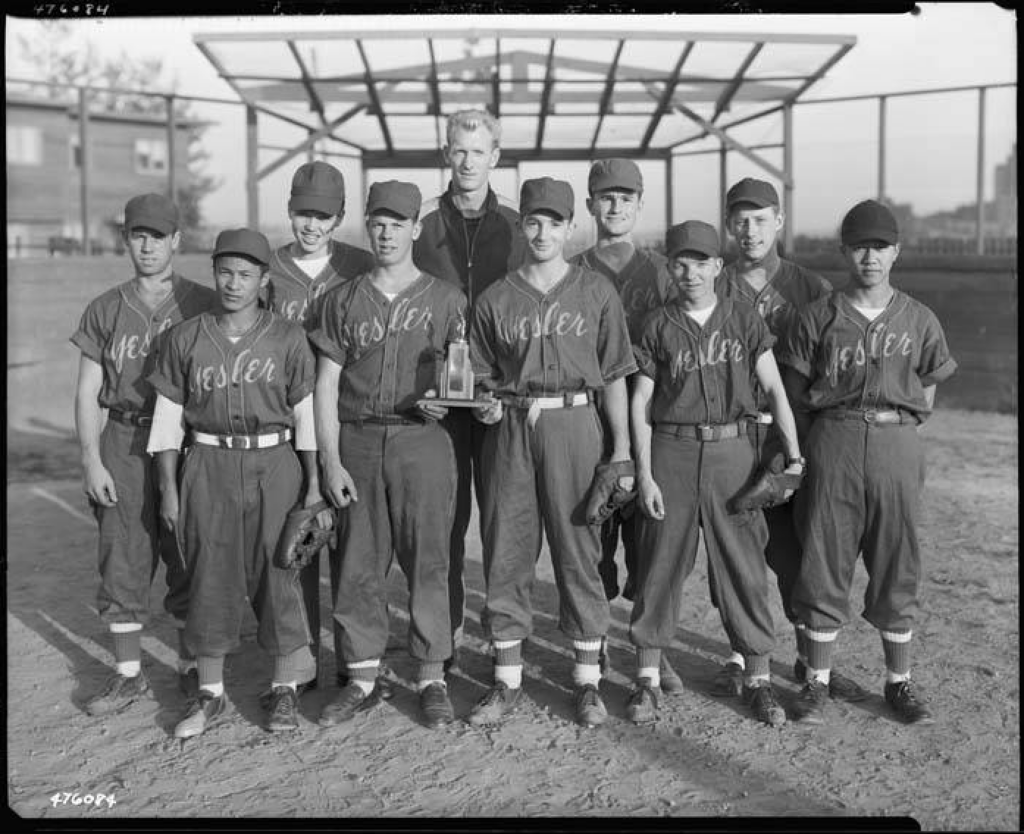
{"left": 654, "top": 421, "right": 746, "bottom": 441}
{"left": 819, "top": 408, "right": 917, "bottom": 425}
{"left": 363, "top": 415, "right": 422, "bottom": 426}
{"left": 108, "top": 409, "right": 153, "bottom": 428}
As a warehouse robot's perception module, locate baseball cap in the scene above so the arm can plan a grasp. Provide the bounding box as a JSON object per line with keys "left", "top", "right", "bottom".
{"left": 725, "top": 178, "right": 780, "bottom": 211}
{"left": 124, "top": 193, "right": 179, "bottom": 235}
{"left": 588, "top": 158, "right": 643, "bottom": 195}
{"left": 520, "top": 177, "right": 575, "bottom": 219}
{"left": 840, "top": 200, "right": 900, "bottom": 246}
{"left": 289, "top": 161, "right": 346, "bottom": 215}
{"left": 212, "top": 228, "right": 272, "bottom": 266}
{"left": 365, "top": 180, "right": 422, "bottom": 219}
{"left": 665, "top": 221, "right": 721, "bottom": 259}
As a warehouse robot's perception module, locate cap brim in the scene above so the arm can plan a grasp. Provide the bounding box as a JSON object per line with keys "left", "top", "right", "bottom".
{"left": 126, "top": 215, "right": 176, "bottom": 235}
{"left": 212, "top": 248, "right": 269, "bottom": 265}
{"left": 667, "top": 245, "right": 717, "bottom": 259}
{"left": 522, "top": 203, "right": 572, "bottom": 219}
{"left": 289, "top": 195, "right": 342, "bottom": 215}
{"left": 842, "top": 227, "right": 898, "bottom": 246}
{"left": 726, "top": 197, "right": 775, "bottom": 210}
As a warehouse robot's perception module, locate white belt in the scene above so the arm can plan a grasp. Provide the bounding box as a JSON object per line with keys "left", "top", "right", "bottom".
{"left": 750, "top": 412, "right": 774, "bottom": 425}
{"left": 505, "top": 392, "right": 591, "bottom": 430}
{"left": 192, "top": 428, "right": 292, "bottom": 450}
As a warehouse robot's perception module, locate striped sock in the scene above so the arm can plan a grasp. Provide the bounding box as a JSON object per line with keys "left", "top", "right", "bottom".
{"left": 573, "top": 638, "right": 603, "bottom": 687}
{"left": 743, "top": 654, "right": 771, "bottom": 681}
{"left": 197, "top": 656, "right": 225, "bottom": 691}
{"left": 272, "top": 646, "right": 314, "bottom": 688}
{"left": 111, "top": 623, "right": 142, "bottom": 673}
{"left": 804, "top": 627, "right": 839, "bottom": 679}
{"left": 417, "top": 661, "right": 445, "bottom": 685}
{"left": 494, "top": 640, "right": 523, "bottom": 689}
{"left": 347, "top": 660, "right": 380, "bottom": 696}
{"left": 880, "top": 629, "right": 912, "bottom": 677}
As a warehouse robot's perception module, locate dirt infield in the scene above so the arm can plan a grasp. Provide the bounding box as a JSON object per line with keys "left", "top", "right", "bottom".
{"left": 6, "top": 408, "right": 1018, "bottom": 826}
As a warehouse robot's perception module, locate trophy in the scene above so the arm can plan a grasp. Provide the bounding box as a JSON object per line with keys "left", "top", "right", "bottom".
{"left": 417, "top": 315, "right": 490, "bottom": 409}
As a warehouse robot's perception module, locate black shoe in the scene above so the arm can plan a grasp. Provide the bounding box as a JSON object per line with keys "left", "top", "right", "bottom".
{"left": 884, "top": 680, "right": 935, "bottom": 725}
{"left": 174, "top": 690, "right": 231, "bottom": 739}
{"left": 574, "top": 683, "right": 608, "bottom": 728}
{"left": 319, "top": 682, "right": 382, "bottom": 727}
{"left": 743, "top": 682, "right": 787, "bottom": 728}
{"left": 267, "top": 686, "right": 299, "bottom": 732}
{"left": 85, "top": 671, "right": 152, "bottom": 716}
{"left": 467, "top": 682, "right": 522, "bottom": 726}
{"left": 710, "top": 661, "right": 744, "bottom": 698}
{"left": 659, "top": 656, "right": 685, "bottom": 694}
{"left": 793, "top": 659, "right": 869, "bottom": 702}
{"left": 335, "top": 668, "right": 394, "bottom": 700}
{"left": 791, "top": 680, "right": 830, "bottom": 724}
{"left": 626, "top": 678, "right": 659, "bottom": 725}
{"left": 420, "top": 682, "right": 454, "bottom": 729}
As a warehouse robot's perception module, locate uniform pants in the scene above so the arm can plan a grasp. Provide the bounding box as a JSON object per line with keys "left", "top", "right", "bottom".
{"left": 792, "top": 419, "right": 925, "bottom": 632}
{"left": 332, "top": 421, "right": 455, "bottom": 664}
{"left": 478, "top": 404, "right": 609, "bottom": 642}
{"left": 178, "top": 444, "right": 311, "bottom": 658}
{"left": 93, "top": 419, "right": 189, "bottom": 625}
{"left": 441, "top": 408, "right": 489, "bottom": 641}
{"left": 631, "top": 432, "right": 775, "bottom": 660}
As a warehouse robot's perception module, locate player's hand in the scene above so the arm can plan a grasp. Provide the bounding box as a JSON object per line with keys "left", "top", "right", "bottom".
{"left": 159, "top": 488, "right": 179, "bottom": 534}
{"left": 473, "top": 395, "right": 503, "bottom": 425}
{"left": 417, "top": 389, "right": 449, "bottom": 422}
{"left": 638, "top": 473, "right": 665, "bottom": 521}
{"left": 324, "top": 463, "right": 359, "bottom": 508}
{"left": 302, "top": 490, "right": 334, "bottom": 529}
{"left": 782, "top": 461, "right": 805, "bottom": 502}
{"left": 83, "top": 460, "right": 118, "bottom": 507}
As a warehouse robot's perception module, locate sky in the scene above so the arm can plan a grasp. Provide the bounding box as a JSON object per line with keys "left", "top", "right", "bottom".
{"left": 5, "top": 4, "right": 1017, "bottom": 241}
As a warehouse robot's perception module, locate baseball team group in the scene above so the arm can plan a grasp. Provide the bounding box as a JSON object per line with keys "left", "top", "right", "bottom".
{"left": 73, "top": 108, "right": 956, "bottom": 742}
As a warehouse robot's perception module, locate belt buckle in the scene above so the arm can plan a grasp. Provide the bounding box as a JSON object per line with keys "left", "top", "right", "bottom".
{"left": 138, "top": 416, "right": 152, "bottom": 428}
{"left": 697, "top": 424, "right": 715, "bottom": 441}
{"left": 238, "top": 435, "right": 253, "bottom": 450}
{"left": 863, "top": 409, "right": 878, "bottom": 424}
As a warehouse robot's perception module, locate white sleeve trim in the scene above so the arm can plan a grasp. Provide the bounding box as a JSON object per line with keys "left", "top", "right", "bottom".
{"left": 293, "top": 393, "right": 317, "bottom": 451}
{"left": 146, "top": 394, "right": 186, "bottom": 454}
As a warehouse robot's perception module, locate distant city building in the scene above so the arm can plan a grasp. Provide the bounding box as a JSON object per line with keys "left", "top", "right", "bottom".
{"left": 6, "top": 93, "right": 196, "bottom": 256}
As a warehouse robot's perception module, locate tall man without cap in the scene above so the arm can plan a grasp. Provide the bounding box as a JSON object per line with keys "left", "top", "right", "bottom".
{"left": 73, "top": 193, "right": 217, "bottom": 717}
{"left": 779, "top": 200, "right": 956, "bottom": 726}
{"left": 414, "top": 109, "right": 523, "bottom": 674}
{"left": 266, "top": 160, "right": 374, "bottom": 692}
{"left": 467, "top": 177, "right": 637, "bottom": 729}
{"left": 709, "top": 177, "right": 867, "bottom": 702}
{"left": 148, "top": 228, "right": 323, "bottom": 737}
{"left": 571, "top": 157, "right": 683, "bottom": 695}
{"left": 627, "top": 221, "right": 805, "bottom": 728}
{"left": 313, "top": 181, "right": 466, "bottom": 730}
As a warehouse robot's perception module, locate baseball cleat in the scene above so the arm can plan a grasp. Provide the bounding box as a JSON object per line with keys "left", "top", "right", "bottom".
{"left": 467, "top": 682, "right": 522, "bottom": 726}
{"left": 85, "top": 670, "right": 152, "bottom": 716}
{"left": 626, "top": 678, "right": 659, "bottom": 725}
{"left": 574, "top": 684, "right": 608, "bottom": 728}
{"left": 419, "top": 682, "right": 455, "bottom": 729}
{"left": 884, "top": 680, "right": 935, "bottom": 725}
{"left": 267, "top": 686, "right": 300, "bottom": 732}
{"left": 743, "top": 682, "right": 787, "bottom": 728}
{"left": 335, "top": 666, "right": 395, "bottom": 700}
{"left": 710, "top": 661, "right": 745, "bottom": 698}
{"left": 174, "top": 690, "right": 231, "bottom": 739}
{"left": 659, "top": 656, "right": 685, "bottom": 694}
{"left": 793, "top": 659, "right": 869, "bottom": 702}
{"left": 318, "top": 682, "right": 382, "bottom": 727}
{"left": 791, "top": 680, "right": 830, "bottom": 724}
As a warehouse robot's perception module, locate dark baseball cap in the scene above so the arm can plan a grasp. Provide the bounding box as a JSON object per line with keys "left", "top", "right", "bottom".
{"left": 366, "top": 180, "right": 422, "bottom": 219}
{"left": 289, "top": 161, "right": 346, "bottom": 215}
{"left": 520, "top": 177, "right": 575, "bottom": 219}
{"left": 124, "top": 193, "right": 179, "bottom": 235}
{"left": 212, "top": 228, "right": 272, "bottom": 266}
{"left": 726, "top": 178, "right": 780, "bottom": 211}
{"left": 665, "top": 221, "right": 721, "bottom": 259}
{"left": 588, "top": 158, "right": 643, "bottom": 195}
{"left": 840, "top": 200, "right": 900, "bottom": 246}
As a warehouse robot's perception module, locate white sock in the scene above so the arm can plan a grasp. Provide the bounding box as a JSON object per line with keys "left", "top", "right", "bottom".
{"left": 416, "top": 679, "right": 446, "bottom": 692}
{"left": 350, "top": 679, "right": 376, "bottom": 696}
{"left": 200, "top": 682, "right": 225, "bottom": 697}
{"left": 572, "top": 663, "right": 601, "bottom": 688}
{"left": 886, "top": 670, "right": 911, "bottom": 684}
{"left": 638, "top": 666, "right": 661, "bottom": 689}
{"left": 744, "top": 673, "right": 770, "bottom": 688}
{"left": 808, "top": 667, "right": 831, "bottom": 685}
{"left": 494, "top": 664, "right": 523, "bottom": 690}
{"left": 270, "top": 680, "right": 297, "bottom": 691}
{"left": 115, "top": 660, "right": 141, "bottom": 677}
{"left": 727, "top": 652, "right": 745, "bottom": 668}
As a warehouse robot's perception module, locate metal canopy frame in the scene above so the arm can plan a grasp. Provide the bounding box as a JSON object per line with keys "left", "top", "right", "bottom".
{"left": 193, "top": 26, "right": 857, "bottom": 245}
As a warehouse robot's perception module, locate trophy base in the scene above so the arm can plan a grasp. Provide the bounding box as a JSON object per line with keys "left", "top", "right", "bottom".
{"left": 416, "top": 397, "right": 494, "bottom": 409}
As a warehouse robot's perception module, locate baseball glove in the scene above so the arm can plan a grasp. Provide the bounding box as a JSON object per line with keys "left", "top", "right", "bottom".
{"left": 729, "top": 466, "right": 805, "bottom": 513}
{"left": 273, "top": 501, "right": 338, "bottom": 570}
{"left": 585, "top": 460, "right": 638, "bottom": 525}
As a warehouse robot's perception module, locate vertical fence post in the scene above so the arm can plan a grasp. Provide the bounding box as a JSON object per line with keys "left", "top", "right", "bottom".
{"left": 718, "top": 142, "right": 727, "bottom": 244}
{"left": 78, "top": 87, "right": 91, "bottom": 256}
{"left": 976, "top": 86, "right": 987, "bottom": 255}
{"left": 783, "top": 102, "right": 794, "bottom": 255}
{"left": 877, "top": 95, "right": 887, "bottom": 202}
{"left": 246, "top": 105, "right": 259, "bottom": 229}
{"left": 665, "top": 153, "right": 674, "bottom": 231}
{"left": 166, "top": 94, "right": 177, "bottom": 205}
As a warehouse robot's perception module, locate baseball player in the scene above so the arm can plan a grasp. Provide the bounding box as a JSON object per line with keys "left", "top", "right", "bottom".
{"left": 779, "top": 200, "right": 956, "bottom": 725}
{"left": 627, "top": 220, "right": 804, "bottom": 728}
{"left": 266, "top": 160, "right": 374, "bottom": 694}
{"left": 571, "top": 157, "right": 683, "bottom": 696}
{"left": 72, "top": 193, "right": 216, "bottom": 717}
{"left": 147, "top": 228, "right": 321, "bottom": 737}
{"left": 312, "top": 181, "right": 466, "bottom": 730}
{"left": 467, "top": 177, "right": 637, "bottom": 729}
{"left": 709, "top": 177, "right": 866, "bottom": 703}
{"left": 414, "top": 109, "right": 523, "bottom": 675}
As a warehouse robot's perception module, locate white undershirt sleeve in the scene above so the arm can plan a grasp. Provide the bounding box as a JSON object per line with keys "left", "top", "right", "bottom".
{"left": 293, "top": 393, "right": 317, "bottom": 451}
{"left": 146, "top": 394, "right": 186, "bottom": 454}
